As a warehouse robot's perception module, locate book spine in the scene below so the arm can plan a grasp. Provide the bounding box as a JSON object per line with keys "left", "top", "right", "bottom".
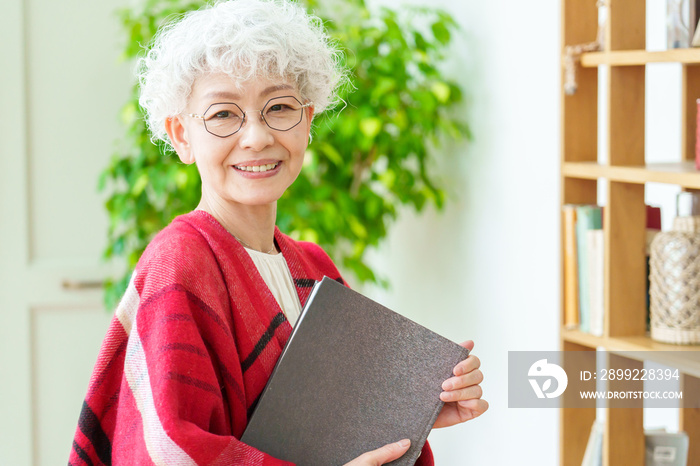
{"left": 697, "top": 99, "right": 700, "bottom": 170}
{"left": 587, "top": 229, "right": 605, "bottom": 337}
{"left": 575, "top": 205, "right": 602, "bottom": 334}
{"left": 646, "top": 205, "right": 662, "bottom": 231}
{"left": 566, "top": 205, "right": 659, "bottom": 336}
{"left": 563, "top": 205, "right": 580, "bottom": 329}
{"left": 581, "top": 420, "right": 603, "bottom": 466}
{"left": 646, "top": 205, "right": 662, "bottom": 329}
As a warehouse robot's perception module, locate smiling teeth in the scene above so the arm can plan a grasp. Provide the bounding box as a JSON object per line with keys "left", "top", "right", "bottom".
{"left": 235, "top": 163, "right": 278, "bottom": 172}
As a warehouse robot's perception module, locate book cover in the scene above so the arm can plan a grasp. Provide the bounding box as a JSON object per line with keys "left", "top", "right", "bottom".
{"left": 581, "top": 419, "right": 603, "bottom": 466}
{"left": 563, "top": 205, "right": 580, "bottom": 329}
{"left": 587, "top": 229, "right": 604, "bottom": 337}
{"left": 575, "top": 205, "right": 602, "bottom": 334}
{"left": 697, "top": 99, "right": 700, "bottom": 169}
{"left": 241, "top": 277, "right": 470, "bottom": 465}
{"left": 646, "top": 205, "right": 662, "bottom": 328}
{"left": 647, "top": 205, "right": 662, "bottom": 231}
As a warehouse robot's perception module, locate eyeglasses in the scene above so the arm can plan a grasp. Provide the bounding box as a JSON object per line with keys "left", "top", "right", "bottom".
{"left": 188, "top": 96, "right": 313, "bottom": 138}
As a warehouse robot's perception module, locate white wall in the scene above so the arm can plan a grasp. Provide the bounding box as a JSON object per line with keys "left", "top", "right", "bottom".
{"left": 365, "top": 0, "right": 689, "bottom": 464}
{"left": 364, "top": 0, "right": 562, "bottom": 464}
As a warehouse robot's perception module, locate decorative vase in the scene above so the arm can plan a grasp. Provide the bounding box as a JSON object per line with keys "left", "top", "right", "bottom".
{"left": 649, "top": 192, "right": 700, "bottom": 344}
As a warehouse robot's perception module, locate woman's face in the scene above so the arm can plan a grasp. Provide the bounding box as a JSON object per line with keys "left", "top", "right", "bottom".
{"left": 167, "top": 72, "right": 313, "bottom": 209}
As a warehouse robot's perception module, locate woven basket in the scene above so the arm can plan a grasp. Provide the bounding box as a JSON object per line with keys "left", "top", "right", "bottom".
{"left": 649, "top": 216, "right": 700, "bottom": 345}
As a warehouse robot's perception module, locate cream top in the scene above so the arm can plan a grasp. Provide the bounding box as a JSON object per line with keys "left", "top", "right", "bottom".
{"left": 245, "top": 248, "right": 302, "bottom": 326}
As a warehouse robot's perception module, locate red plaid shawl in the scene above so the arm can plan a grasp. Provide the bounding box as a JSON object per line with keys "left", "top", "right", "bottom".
{"left": 70, "top": 210, "right": 434, "bottom": 465}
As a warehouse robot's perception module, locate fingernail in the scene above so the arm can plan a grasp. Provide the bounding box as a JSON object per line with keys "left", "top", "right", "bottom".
{"left": 442, "top": 380, "right": 453, "bottom": 390}
{"left": 398, "top": 439, "right": 410, "bottom": 448}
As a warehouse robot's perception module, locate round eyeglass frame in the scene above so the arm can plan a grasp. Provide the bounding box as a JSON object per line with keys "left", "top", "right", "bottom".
{"left": 187, "top": 95, "right": 313, "bottom": 138}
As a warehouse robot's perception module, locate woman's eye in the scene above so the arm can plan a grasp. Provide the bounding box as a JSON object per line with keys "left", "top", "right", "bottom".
{"left": 267, "top": 103, "right": 294, "bottom": 113}
{"left": 205, "top": 106, "right": 242, "bottom": 120}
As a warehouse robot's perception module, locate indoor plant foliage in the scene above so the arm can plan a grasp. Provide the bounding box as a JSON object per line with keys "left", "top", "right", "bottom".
{"left": 101, "top": 0, "right": 469, "bottom": 308}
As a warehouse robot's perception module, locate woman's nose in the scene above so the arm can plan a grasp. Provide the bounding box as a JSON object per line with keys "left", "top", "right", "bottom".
{"left": 238, "top": 113, "right": 275, "bottom": 151}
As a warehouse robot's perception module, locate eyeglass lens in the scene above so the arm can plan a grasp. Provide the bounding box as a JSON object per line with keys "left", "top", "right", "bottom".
{"left": 203, "top": 96, "right": 306, "bottom": 137}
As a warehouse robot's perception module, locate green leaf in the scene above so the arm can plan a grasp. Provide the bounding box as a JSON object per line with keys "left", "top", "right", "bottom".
{"left": 131, "top": 173, "right": 149, "bottom": 196}
{"left": 431, "top": 20, "right": 451, "bottom": 45}
{"left": 120, "top": 101, "right": 140, "bottom": 125}
{"left": 430, "top": 81, "right": 451, "bottom": 104}
{"left": 318, "top": 142, "right": 343, "bottom": 166}
{"left": 348, "top": 216, "right": 368, "bottom": 239}
{"left": 359, "top": 117, "right": 382, "bottom": 140}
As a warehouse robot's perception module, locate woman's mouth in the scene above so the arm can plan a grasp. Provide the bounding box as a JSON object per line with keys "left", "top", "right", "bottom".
{"left": 233, "top": 162, "right": 280, "bottom": 173}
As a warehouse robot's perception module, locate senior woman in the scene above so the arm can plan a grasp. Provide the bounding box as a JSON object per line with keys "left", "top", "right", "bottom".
{"left": 70, "top": 0, "right": 487, "bottom": 464}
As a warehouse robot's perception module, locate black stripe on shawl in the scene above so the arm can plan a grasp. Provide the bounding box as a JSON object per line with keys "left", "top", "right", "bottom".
{"left": 294, "top": 277, "right": 344, "bottom": 288}
{"left": 159, "top": 342, "right": 208, "bottom": 357}
{"left": 204, "top": 339, "right": 247, "bottom": 408}
{"left": 77, "top": 401, "right": 111, "bottom": 466}
{"left": 70, "top": 439, "right": 94, "bottom": 466}
{"left": 293, "top": 278, "right": 316, "bottom": 288}
{"left": 241, "top": 312, "right": 287, "bottom": 373}
{"left": 139, "top": 283, "right": 231, "bottom": 338}
{"left": 145, "top": 284, "right": 248, "bottom": 408}
{"left": 166, "top": 371, "right": 222, "bottom": 397}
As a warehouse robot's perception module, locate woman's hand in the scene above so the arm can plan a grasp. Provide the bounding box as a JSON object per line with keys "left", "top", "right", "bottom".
{"left": 434, "top": 340, "right": 488, "bottom": 429}
{"left": 343, "top": 439, "right": 411, "bottom": 466}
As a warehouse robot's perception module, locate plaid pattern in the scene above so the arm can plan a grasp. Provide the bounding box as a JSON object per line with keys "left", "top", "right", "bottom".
{"left": 69, "top": 210, "right": 433, "bottom": 465}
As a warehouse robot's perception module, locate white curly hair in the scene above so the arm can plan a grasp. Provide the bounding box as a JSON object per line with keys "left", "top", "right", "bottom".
{"left": 138, "top": 0, "right": 345, "bottom": 146}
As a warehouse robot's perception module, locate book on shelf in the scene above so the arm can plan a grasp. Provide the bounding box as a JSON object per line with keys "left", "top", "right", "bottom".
{"left": 575, "top": 205, "right": 603, "bottom": 334}
{"left": 587, "top": 229, "right": 604, "bottom": 337}
{"left": 697, "top": 99, "right": 700, "bottom": 168}
{"left": 562, "top": 204, "right": 579, "bottom": 329}
{"left": 581, "top": 419, "right": 603, "bottom": 466}
{"left": 646, "top": 204, "right": 662, "bottom": 235}
{"left": 562, "top": 204, "right": 662, "bottom": 336}
{"left": 241, "top": 277, "right": 470, "bottom": 466}
{"left": 645, "top": 430, "right": 689, "bottom": 466}
{"left": 582, "top": 424, "right": 689, "bottom": 466}
{"left": 646, "top": 205, "right": 662, "bottom": 329}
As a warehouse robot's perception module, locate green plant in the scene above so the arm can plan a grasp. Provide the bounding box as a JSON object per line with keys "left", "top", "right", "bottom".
{"left": 100, "top": 0, "right": 469, "bottom": 308}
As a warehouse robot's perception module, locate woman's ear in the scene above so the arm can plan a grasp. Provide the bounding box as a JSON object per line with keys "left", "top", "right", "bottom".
{"left": 165, "top": 115, "right": 195, "bottom": 164}
{"left": 304, "top": 105, "right": 315, "bottom": 136}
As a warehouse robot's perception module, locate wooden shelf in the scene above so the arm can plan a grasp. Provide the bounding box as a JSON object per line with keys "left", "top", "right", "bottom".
{"left": 562, "top": 161, "right": 700, "bottom": 188}
{"left": 562, "top": 2, "right": 700, "bottom": 464}
{"left": 562, "top": 329, "right": 700, "bottom": 378}
{"left": 581, "top": 48, "right": 700, "bottom": 67}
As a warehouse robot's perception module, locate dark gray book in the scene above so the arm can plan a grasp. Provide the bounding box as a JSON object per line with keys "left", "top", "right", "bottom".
{"left": 241, "top": 276, "right": 470, "bottom": 465}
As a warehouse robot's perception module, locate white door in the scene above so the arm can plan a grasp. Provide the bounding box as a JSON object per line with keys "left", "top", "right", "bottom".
{"left": 1, "top": 0, "right": 131, "bottom": 463}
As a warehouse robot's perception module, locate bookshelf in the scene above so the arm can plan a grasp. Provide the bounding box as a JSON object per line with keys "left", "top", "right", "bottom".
{"left": 560, "top": 1, "right": 700, "bottom": 465}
